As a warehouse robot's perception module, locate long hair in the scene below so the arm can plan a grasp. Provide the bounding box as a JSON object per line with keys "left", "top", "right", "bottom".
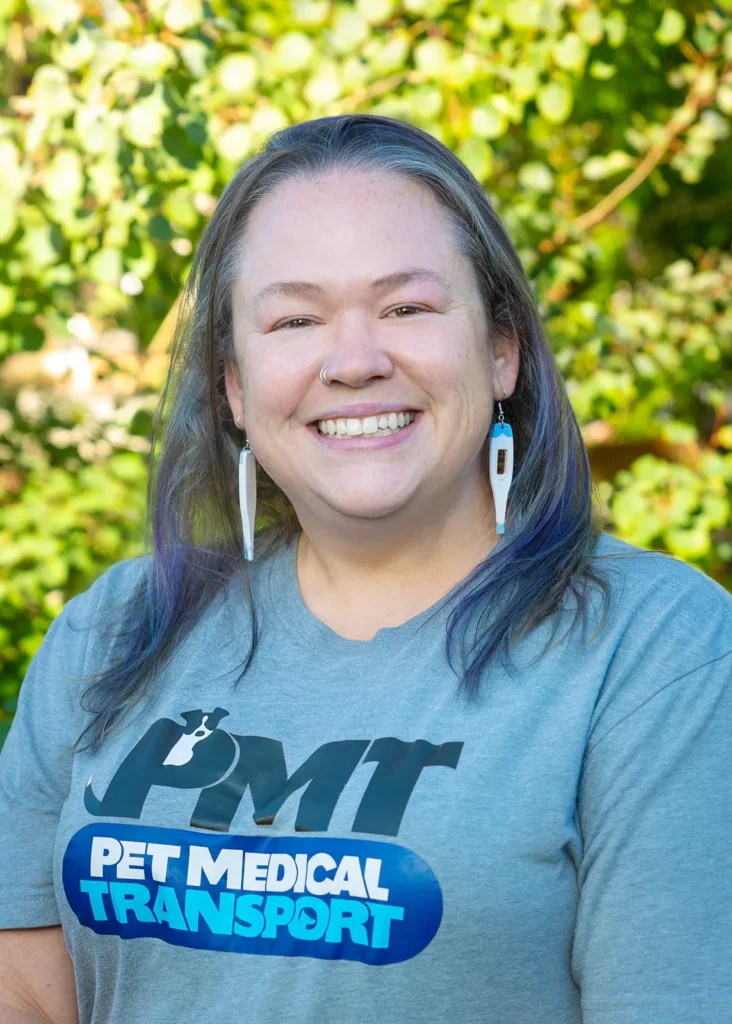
{"left": 71, "top": 113, "right": 620, "bottom": 753}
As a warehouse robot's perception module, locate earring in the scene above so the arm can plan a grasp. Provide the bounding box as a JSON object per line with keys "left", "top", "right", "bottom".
{"left": 489, "top": 399, "right": 513, "bottom": 536}
{"left": 236, "top": 414, "right": 256, "bottom": 561}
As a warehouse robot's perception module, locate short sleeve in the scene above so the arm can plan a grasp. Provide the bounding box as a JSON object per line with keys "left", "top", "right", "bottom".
{"left": 0, "top": 602, "right": 84, "bottom": 927}
{"left": 0, "top": 556, "right": 148, "bottom": 930}
{"left": 572, "top": 647, "right": 732, "bottom": 1023}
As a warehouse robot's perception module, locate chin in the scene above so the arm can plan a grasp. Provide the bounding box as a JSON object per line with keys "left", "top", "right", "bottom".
{"left": 326, "top": 494, "right": 414, "bottom": 520}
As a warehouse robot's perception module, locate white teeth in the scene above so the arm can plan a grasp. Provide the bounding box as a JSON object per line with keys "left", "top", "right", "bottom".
{"left": 316, "top": 411, "right": 415, "bottom": 438}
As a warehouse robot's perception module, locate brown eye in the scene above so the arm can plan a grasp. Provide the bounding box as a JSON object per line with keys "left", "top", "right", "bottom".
{"left": 388, "top": 305, "right": 424, "bottom": 317}
{"left": 275, "top": 317, "right": 316, "bottom": 330}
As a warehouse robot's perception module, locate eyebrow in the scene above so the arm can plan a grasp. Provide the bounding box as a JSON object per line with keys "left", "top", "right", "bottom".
{"left": 251, "top": 268, "right": 451, "bottom": 315}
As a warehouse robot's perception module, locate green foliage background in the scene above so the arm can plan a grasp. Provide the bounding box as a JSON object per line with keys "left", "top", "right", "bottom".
{"left": 1, "top": 0, "right": 732, "bottom": 744}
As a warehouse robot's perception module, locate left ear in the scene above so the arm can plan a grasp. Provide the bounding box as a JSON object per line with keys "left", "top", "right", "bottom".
{"left": 224, "top": 361, "right": 244, "bottom": 428}
{"left": 492, "top": 329, "right": 520, "bottom": 401}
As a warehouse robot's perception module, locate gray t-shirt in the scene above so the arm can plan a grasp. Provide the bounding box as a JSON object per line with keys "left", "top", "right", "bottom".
{"left": 1, "top": 531, "right": 732, "bottom": 1024}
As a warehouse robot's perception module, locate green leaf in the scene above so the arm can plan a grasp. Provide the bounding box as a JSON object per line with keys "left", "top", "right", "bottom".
{"left": 504, "top": 0, "right": 541, "bottom": 30}
{"left": 41, "top": 149, "right": 84, "bottom": 204}
{"left": 0, "top": 284, "right": 15, "bottom": 319}
{"left": 86, "top": 246, "right": 122, "bottom": 284}
{"left": 271, "top": 32, "right": 316, "bottom": 72}
{"left": 517, "top": 161, "right": 554, "bottom": 192}
{"left": 469, "top": 104, "right": 507, "bottom": 140}
{"left": 162, "top": 189, "right": 198, "bottom": 230}
{"left": 216, "top": 53, "right": 258, "bottom": 98}
{"left": 213, "top": 123, "right": 251, "bottom": 162}
{"left": 148, "top": 214, "right": 174, "bottom": 242}
{"left": 536, "top": 82, "right": 573, "bottom": 124}
{"left": 553, "top": 33, "right": 589, "bottom": 74}
{"left": 655, "top": 10, "right": 685, "bottom": 46}
{"left": 163, "top": 0, "right": 203, "bottom": 33}
{"left": 162, "top": 123, "right": 202, "bottom": 169}
{"left": 576, "top": 8, "right": 603, "bottom": 45}
{"left": 604, "top": 11, "right": 627, "bottom": 48}
{"left": 123, "top": 92, "right": 168, "bottom": 148}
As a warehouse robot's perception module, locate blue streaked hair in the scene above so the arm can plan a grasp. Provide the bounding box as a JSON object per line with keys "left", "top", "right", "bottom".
{"left": 72, "top": 113, "right": 620, "bottom": 753}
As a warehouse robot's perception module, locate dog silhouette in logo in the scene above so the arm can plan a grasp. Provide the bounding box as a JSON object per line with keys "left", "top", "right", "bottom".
{"left": 84, "top": 707, "right": 237, "bottom": 819}
{"left": 163, "top": 709, "right": 226, "bottom": 766}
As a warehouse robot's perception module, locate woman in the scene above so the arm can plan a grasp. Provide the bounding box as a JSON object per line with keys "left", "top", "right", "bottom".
{"left": 0, "top": 114, "right": 730, "bottom": 1024}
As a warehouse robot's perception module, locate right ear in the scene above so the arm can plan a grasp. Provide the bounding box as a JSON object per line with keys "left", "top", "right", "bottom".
{"left": 224, "top": 361, "right": 244, "bottom": 429}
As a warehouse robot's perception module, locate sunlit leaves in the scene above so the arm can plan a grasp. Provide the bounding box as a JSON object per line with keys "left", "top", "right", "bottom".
{"left": 0, "top": 0, "right": 731, "bottom": 719}
{"left": 610, "top": 454, "right": 732, "bottom": 560}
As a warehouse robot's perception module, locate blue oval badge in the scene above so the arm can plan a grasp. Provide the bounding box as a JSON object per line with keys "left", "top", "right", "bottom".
{"left": 63, "top": 823, "right": 443, "bottom": 965}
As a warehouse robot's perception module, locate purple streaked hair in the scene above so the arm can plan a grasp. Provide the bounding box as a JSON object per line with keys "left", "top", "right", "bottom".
{"left": 72, "top": 113, "right": 623, "bottom": 753}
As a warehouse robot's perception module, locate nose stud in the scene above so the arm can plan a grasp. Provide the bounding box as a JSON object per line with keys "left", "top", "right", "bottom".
{"left": 320, "top": 365, "right": 336, "bottom": 387}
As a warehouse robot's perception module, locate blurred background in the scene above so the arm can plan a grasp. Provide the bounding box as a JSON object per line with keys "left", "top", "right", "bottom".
{"left": 1, "top": 0, "right": 731, "bottom": 745}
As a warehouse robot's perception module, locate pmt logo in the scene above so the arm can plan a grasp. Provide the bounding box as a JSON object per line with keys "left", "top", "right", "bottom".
{"left": 82, "top": 707, "right": 464, "bottom": 836}
{"left": 64, "top": 708, "right": 463, "bottom": 964}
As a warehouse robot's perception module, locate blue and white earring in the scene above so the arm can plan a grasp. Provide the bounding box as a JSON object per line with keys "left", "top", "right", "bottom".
{"left": 489, "top": 399, "right": 513, "bottom": 535}
{"left": 237, "top": 415, "right": 256, "bottom": 561}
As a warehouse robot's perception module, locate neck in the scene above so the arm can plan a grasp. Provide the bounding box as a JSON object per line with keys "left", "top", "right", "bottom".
{"left": 291, "top": 471, "right": 499, "bottom": 639}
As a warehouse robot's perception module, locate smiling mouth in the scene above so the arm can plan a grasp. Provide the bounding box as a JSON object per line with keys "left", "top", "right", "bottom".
{"left": 313, "top": 411, "right": 417, "bottom": 438}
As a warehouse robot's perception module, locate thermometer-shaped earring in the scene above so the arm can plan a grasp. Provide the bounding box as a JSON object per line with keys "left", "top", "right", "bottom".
{"left": 489, "top": 402, "right": 513, "bottom": 535}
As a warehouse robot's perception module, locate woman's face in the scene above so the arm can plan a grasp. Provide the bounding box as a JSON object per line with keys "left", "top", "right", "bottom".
{"left": 225, "top": 170, "right": 518, "bottom": 530}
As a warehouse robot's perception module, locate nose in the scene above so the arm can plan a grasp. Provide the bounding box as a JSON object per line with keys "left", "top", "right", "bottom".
{"left": 320, "top": 323, "right": 395, "bottom": 388}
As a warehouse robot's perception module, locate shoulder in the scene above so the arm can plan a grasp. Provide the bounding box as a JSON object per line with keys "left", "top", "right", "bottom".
{"left": 584, "top": 532, "right": 732, "bottom": 736}
{"left": 56, "top": 554, "right": 153, "bottom": 676}
{"left": 589, "top": 530, "right": 732, "bottom": 627}
{"left": 62, "top": 553, "right": 152, "bottom": 623}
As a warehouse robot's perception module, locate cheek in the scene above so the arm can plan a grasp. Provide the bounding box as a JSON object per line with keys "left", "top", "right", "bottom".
{"left": 242, "top": 339, "right": 312, "bottom": 421}
{"left": 401, "top": 327, "right": 491, "bottom": 405}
